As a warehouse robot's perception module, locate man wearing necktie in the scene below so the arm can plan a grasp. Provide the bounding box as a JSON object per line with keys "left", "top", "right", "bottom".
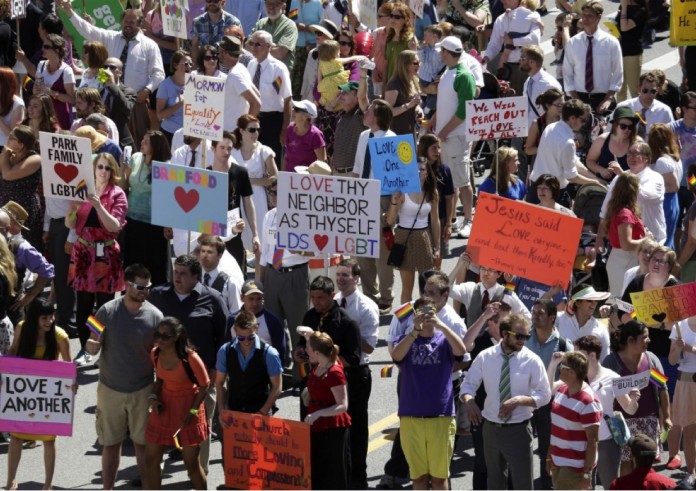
{"left": 612, "top": 72, "right": 674, "bottom": 138}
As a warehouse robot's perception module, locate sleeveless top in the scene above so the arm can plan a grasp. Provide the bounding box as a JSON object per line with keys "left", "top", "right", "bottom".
{"left": 595, "top": 135, "right": 629, "bottom": 180}
{"left": 398, "top": 193, "right": 431, "bottom": 229}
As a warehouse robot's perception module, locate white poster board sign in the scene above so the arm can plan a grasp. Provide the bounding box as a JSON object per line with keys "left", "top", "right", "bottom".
{"left": 161, "top": 0, "right": 189, "bottom": 39}
{"left": 183, "top": 74, "right": 225, "bottom": 140}
{"left": 612, "top": 371, "right": 650, "bottom": 396}
{"left": 408, "top": 0, "right": 424, "bottom": 18}
{"left": 276, "top": 172, "right": 381, "bottom": 258}
{"left": 39, "top": 132, "right": 95, "bottom": 202}
{"left": 10, "top": 0, "right": 26, "bottom": 19}
{"left": 360, "top": 0, "right": 378, "bottom": 30}
{"left": 465, "top": 96, "right": 529, "bottom": 140}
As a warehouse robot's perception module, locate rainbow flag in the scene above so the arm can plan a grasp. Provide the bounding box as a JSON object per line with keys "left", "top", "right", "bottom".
{"left": 629, "top": 310, "right": 638, "bottom": 319}
{"left": 288, "top": 8, "right": 298, "bottom": 19}
{"left": 381, "top": 365, "right": 394, "bottom": 378}
{"left": 75, "top": 179, "right": 88, "bottom": 198}
{"left": 299, "top": 362, "right": 309, "bottom": 378}
{"left": 689, "top": 175, "right": 696, "bottom": 187}
{"left": 649, "top": 368, "right": 668, "bottom": 388}
{"left": 341, "top": 14, "right": 349, "bottom": 30}
{"left": 504, "top": 282, "right": 515, "bottom": 295}
{"left": 394, "top": 303, "right": 414, "bottom": 321}
{"left": 86, "top": 315, "right": 104, "bottom": 337}
{"left": 173, "top": 428, "right": 182, "bottom": 449}
{"left": 272, "top": 76, "right": 282, "bottom": 94}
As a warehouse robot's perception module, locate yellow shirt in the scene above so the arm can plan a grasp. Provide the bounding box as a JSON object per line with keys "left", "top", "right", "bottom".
{"left": 10, "top": 322, "right": 68, "bottom": 359}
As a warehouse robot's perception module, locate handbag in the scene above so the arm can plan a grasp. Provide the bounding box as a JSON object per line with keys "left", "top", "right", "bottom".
{"left": 604, "top": 411, "right": 631, "bottom": 446}
{"left": 387, "top": 195, "right": 426, "bottom": 268}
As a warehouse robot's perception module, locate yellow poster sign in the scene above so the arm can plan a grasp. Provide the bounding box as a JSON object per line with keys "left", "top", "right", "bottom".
{"left": 671, "top": 0, "right": 696, "bottom": 46}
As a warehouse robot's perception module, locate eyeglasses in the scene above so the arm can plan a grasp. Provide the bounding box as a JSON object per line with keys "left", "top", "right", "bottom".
{"left": 418, "top": 168, "right": 427, "bottom": 173}
{"left": 650, "top": 257, "right": 670, "bottom": 265}
{"left": 339, "top": 41, "right": 353, "bottom": 46}
{"left": 627, "top": 151, "right": 645, "bottom": 157}
{"left": 506, "top": 330, "right": 531, "bottom": 341}
{"left": 43, "top": 44, "right": 56, "bottom": 50}
{"left": 618, "top": 123, "right": 634, "bottom": 130}
{"left": 203, "top": 55, "right": 218, "bottom": 61}
{"left": 314, "top": 31, "right": 327, "bottom": 38}
{"left": 103, "top": 64, "right": 118, "bottom": 70}
{"left": 96, "top": 164, "right": 113, "bottom": 172}
{"left": 640, "top": 88, "right": 658, "bottom": 95}
{"left": 206, "top": 0, "right": 220, "bottom": 3}
{"left": 390, "top": 14, "right": 404, "bottom": 19}
{"left": 129, "top": 281, "right": 152, "bottom": 291}
{"left": 245, "top": 127, "right": 260, "bottom": 133}
{"left": 249, "top": 41, "right": 266, "bottom": 47}
{"left": 552, "top": 102, "right": 564, "bottom": 108}
{"left": 154, "top": 331, "right": 175, "bottom": 341}
{"left": 237, "top": 334, "right": 256, "bottom": 341}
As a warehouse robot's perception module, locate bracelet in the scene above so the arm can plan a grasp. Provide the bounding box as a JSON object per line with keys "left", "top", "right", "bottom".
{"left": 189, "top": 408, "right": 199, "bottom": 415}
{"left": 148, "top": 393, "right": 158, "bottom": 401}
{"left": 410, "top": 331, "right": 418, "bottom": 339}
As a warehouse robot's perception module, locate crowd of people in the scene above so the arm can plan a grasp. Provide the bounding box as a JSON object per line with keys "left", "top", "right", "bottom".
{"left": 1, "top": 0, "right": 696, "bottom": 489}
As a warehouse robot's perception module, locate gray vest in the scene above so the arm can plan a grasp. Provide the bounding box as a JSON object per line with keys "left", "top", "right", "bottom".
{"left": 466, "top": 283, "right": 506, "bottom": 328}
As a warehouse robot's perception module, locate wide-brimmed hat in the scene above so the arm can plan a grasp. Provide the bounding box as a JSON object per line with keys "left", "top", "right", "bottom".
{"left": 309, "top": 19, "right": 339, "bottom": 40}
{"left": 291, "top": 99, "right": 318, "bottom": 118}
{"left": 611, "top": 106, "right": 639, "bottom": 123}
{"left": 569, "top": 286, "right": 610, "bottom": 308}
{"left": 218, "top": 35, "right": 241, "bottom": 54}
{"left": 1, "top": 201, "right": 30, "bottom": 230}
{"left": 74, "top": 125, "right": 108, "bottom": 152}
{"left": 296, "top": 160, "right": 332, "bottom": 176}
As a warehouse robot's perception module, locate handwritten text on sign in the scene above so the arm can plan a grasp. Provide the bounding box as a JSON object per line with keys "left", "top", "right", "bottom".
{"left": 612, "top": 371, "right": 650, "bottom": 397}
{"left": 151, "top": 161, "right": 229, "bottom": 235}
{"left": 465, "top": 96, "right": 528, "bottom": 140}
{"left": 369, "top": 134, "right": 420, "bottom": 195}
{"left": 39, "top": 132, "right": 95, "bottom": 202}
{"left": 183, "top": 74, "right": 225, "bottom": 140}
{"left": 0, "top": 358, "right": 77, "bottom": 437}
{"left": 222, "top": 410, "right": 311, "bottom": 490}
{"left": 467, "top": 193, "right": 583, "bottom": 287}
{"left": 10, "top": 0, "right": 26, "bottom": 19}
{"left": 276, "top": 172, "right": 381, "bottom": 257}
{"left": 670, "top": 0, "right": 696, "bottom": 46}
{"left": 161, "top": 0, "right": 188, "bottom": 39}
{"left": 629, "top": 283, "right": 696, "bottom": 325}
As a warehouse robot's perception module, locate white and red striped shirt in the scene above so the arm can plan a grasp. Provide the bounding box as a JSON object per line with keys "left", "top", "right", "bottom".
{"left": 550, "top": 384, "right": 602, "bottom": 471}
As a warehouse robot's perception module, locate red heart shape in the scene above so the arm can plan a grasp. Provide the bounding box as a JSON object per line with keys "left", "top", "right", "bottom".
{"left": 174, "top": 187, "right": 199, "bottom": 213}
{"left": 54, "top": 163, "right": 79, "bottom": 184}
{"left": 314, "top": 234, "right": 329, "bottom": 251}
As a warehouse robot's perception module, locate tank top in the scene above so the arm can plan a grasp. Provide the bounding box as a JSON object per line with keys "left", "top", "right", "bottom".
{"left": 596, "top": 135, "right": 629, "bottom": 180}
{"left": 398, "top": 193, "right": 431, "bottom": 229}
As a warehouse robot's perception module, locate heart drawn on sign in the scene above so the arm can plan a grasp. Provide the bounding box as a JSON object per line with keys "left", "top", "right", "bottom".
{"left": 174, "top": 187, "right": 199, "bottom": 213}
{"left": 54, "top": 163, "right": 79, "bottom": 183}
{"left": 652, "top": 312, "right": 667, "bottom": 323}
{"left": 314, "top": 234, "right": 329, "bottom": 251}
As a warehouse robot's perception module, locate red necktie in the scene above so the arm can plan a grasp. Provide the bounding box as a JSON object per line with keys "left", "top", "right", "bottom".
{"left": 585, "top": 36, "right": 594, "bottom": 93}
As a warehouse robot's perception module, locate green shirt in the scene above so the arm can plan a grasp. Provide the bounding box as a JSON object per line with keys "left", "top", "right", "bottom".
{"left": 253, "top": 15, "right": 299, "bottom": 71}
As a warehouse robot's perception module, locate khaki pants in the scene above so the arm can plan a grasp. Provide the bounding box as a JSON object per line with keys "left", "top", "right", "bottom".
{"left": 551, "top": 466, "right": 587, "bottom": 490}
{"left": 356, "top": 195, "right": 394, "bottom": 307}
{"left": 618, "top": 54, "right": 643, "bottom": 102}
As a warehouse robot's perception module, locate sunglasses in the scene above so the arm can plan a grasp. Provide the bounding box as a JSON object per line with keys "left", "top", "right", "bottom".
{"left": 390, "top": 14, "right": 404, "bottom": 19}
{"left": 506, "top": 330, "right": 531, "bottom": 341}
{"left": 154, "top": 331, "right": 175, "bottom": 340}
{"left": 245, "top": 127, "right": 260, "bottom": 133}
{"left": 237, "top": 334, "right": 256, "bottom": 341}
{"left": 618, "top": 123, "right": 634, "bottom": 130}
{"left": 181, "top": 61, "right": 193, "bottom": 67}
{"left": 129, "top": 281, "right": 152, "bottom": 291}
{"left": 627, "top": 151, "right": 645, "bottom": 157}
{"left": 641, "top": 88, "right": 658, "bottom": 94}
{"left": 96, "top": 164, "right": 113, "bottom": 172}
{"left": 203, "top": 55, "right": 218, "bottom": 61}
{"left": 339, "top": 41, "right": 353, "bottom": 46}
{"left": 103, "top": 64, "right": 118, "bottom": 70}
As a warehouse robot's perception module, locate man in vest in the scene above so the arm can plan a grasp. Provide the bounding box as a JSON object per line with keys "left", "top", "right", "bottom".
{"left": 197, "top": 235, "right": 243, "bottom": 314}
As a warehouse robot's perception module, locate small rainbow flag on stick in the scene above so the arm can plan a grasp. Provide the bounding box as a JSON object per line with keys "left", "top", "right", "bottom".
{"left": 689, "top": 175, "right": 696, "bottom": 187}
{"left": 381, "top": 365, "right": 394, "bottom": 378}
{"left": 649, "top": 368, "right": 668, "bottom": 388}
{"left": 629, "top": 310, "right": 638, "bottom": 320}
{"left": 504, "top": 283, "right": 515, "bottom": 295}
{"left": 272, "top": 76, "right": 282, "bottom": 94}
{"left": 394, "top": 303, "right": 414, "bottom": 321}
{"left": 75, "top": 179, "right": 88, "bottom": 198}
{"left": 288, "top": 8, "right": 298, "bottom": 19}
{"left": 86, "top": 315, "right": 105, "bottom": 337}
{"left": 299, "top": 362, "right": 309, "bottom": 378}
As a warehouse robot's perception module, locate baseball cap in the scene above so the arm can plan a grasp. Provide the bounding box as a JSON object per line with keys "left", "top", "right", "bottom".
{"left": 338, "top": 81, "right": 360, "bottom": 92}
{"left": 242, "top": 280, "right": 264, "bottom": 296}
{"left": 436, "top": 36, "right": 463, "bottom": 53}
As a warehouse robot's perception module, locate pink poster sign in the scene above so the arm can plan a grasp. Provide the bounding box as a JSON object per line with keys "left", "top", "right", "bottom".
{"left": 0, "top": 357, "right": 77, "bottom": 436}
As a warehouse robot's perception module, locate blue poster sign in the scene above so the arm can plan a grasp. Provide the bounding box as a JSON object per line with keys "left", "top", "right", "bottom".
{"left": 151, "top": 161, "right": 229, "bottom": 235}
{"left": 369, "top": 134, "right": 420, "bottom": 195}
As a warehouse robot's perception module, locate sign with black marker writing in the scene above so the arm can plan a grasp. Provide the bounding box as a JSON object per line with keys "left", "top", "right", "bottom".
{"left": 465, "top": 96, "right": 528, "bottom": 140}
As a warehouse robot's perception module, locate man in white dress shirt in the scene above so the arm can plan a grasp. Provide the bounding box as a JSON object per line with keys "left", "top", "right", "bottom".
{"left": 198, "top": 235, "right": 243, "bottom": 314}
{"left": 219, "top": 35, "right": 260, "bottom": 132}
{"left": 460, "top": 313, "right": 551, "bottom": 490}
{"left": 613, "top": 72, "right": 674, "bottom": 139}
{"left": 562, "top": 1, "right": 623, "bottom": 115}
{"left": 58, "top": 0, "right": 164, "bottom": 149}
{"left": 520, "top": 45, "right": 562, "bottom": 128}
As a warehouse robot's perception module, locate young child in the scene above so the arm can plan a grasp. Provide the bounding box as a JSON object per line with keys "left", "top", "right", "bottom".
{"left": 316, "top": 40, "right": 351, "bottom": 110}
{"left": 418, "top": 25, "right": 445, "bottom": 118}
{"left": 552, "top": 12, "right": 572, "bottom": 86}
{"left": 499, "top": 2, "right": 544, "bottom": 66}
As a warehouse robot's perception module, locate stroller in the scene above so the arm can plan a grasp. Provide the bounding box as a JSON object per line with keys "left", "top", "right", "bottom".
{"left": 571, "top": 183, "right": 610, "bottom": 291}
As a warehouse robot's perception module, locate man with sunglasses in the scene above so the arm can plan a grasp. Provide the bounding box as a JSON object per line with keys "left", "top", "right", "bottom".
{"left": 460, "top": 313, "right": 551, "bottom": 490}
{"left": 219, "top": 35, "right": 261, "bottom": 132}
{"left": 191, "top": 0, "right": 241, "bottom": 63}
{"left": 85, "top": 264, "right": 163, "bottom": 490}
{"left": 613, "top": 72, "right": 674, "bottom": 139}
{"left": 99, "top": 58, "right": 136, "bottom": 150}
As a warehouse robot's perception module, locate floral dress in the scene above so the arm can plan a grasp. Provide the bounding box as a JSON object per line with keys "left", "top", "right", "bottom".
{"left": 0, "top": 152, "right": 42, "bottom": 250}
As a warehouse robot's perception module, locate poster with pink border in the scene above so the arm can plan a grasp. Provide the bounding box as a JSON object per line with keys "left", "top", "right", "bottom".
{"left": 0, "top": 358, "right": 77, "bottom": 436}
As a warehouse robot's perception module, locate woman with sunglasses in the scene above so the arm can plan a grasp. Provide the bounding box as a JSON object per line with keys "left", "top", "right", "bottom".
{"left": 524, "top": 88, "right": 563, "bottom": 159}
{"left": 586, "top": 107, "right": 639, "bottom": 183}
{"left": 156, "top": 50, "right": 193, "bottom": 145}
{"left": 78, "top": 41, "right": 109, "bottom": 89}
{"left": 648, "top": 124, "right": 682, "bottom": 250}
{"left": 144, "top": 317, "right": 209, "bottom": 490}
{"left": 283, "top": 100, "right": 326, "bottom": 172}
{"left": 66, "top": 153, "right": 127, "bottom": 366}
{"left": 231, "top": 115, "right": 276, "bottom": 278}
{"left": 193, "top": 45, "right": 222, "bottom": 77}
{"left": 384, "top": 50, "right": 421, "bottom": 136}
{"left": 384, "top": 3, "right": 417, "bottom": 89}
{"left": 370, "top": 2, "right": 395, "bottom": 97}
{"left": 556, "top": 284, "right": 611, "bottom": 361}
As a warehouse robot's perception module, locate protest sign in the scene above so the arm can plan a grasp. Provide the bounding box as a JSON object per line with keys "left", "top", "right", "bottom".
{"left": 40, "top": 131, "right": 95, "bottom": 202}
{"left": 10, "top": 0, "right": 26, "bottom": 19}
{"left": 183, "top": 74, "right": 225, "bottom": 140}
{"left": 369, "top": 134, "right": 420, "bottom": 195}
{"left": 161, "top": 0, "right": 188, "bottom": 39}
{"left": 612, "top": 371, "right": 650, "bottom": 397}
{"left": 360, "top": 0, "right": 378, "bottom": 30}
{"left": 629, "top": 282, "right": 696, "bottom": 325}
{"left": 0, "top": 358, "right": 77, "bottom": 437}
{"left": 151, "top": 161, "right": 228, "bottom": 234}
{"left": 465, "top": 96, "right": 529, "bottom": 141}
{"left": 670, "top": 2, "right": 696, "bottom": 46}
{"left": 58, "top": 0, "right": 124, "bottom": 52}
{"left": 467, "top": 193, "right": 583, "bottom": 287}
{"left": 276, "top": 172, "right": 381, "bottom": 258}
{"left": 409, "top": 0, "right": 424, "bottom": 18}
{"left": 222, "top": 410, "right": 311, "bottom": 490}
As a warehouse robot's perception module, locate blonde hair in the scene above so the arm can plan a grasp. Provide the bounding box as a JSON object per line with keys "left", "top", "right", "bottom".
{"left": 93, "top": 153, "right": 122, "bottom": 185}
{"left": 0, "top": 235, "right": 17, "bottom": 298}
{"left": 489, "top": 146, "right": 519, "bottom": 194}
{"left": 522, "top": 0, "right": 539, "bottom": 10}
{"left": 318, "top": 40, "right": 340, "bottom": 62}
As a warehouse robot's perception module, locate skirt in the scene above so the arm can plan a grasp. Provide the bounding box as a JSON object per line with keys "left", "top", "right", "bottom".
{"left": 0, "top": 315, "right": 13, "bottom": 355}
{"left": 622, "top": 415, "right": 659, "bottom": 461}
{"left": 672, "top": 377, "right": 696, "bottom": 427}
{"left": 144, "top": 386, "right": 208, "bottom": 447}
{"left": 393, "top": 227, "right": 434, "bottom": 273}
{"left": 10, "top": 432, "right": 56, "bottom": 442}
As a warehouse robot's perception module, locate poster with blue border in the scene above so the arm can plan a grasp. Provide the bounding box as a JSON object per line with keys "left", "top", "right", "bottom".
{"left": 151, "top": 161, "right": 228, "bottom": 235}
{"left": 369, "top": 134, "right": 420, "bottom": 195}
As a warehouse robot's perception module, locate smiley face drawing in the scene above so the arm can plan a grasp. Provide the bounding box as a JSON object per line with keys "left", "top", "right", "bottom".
{"left": 397, "top": 141, "right": 413, "bottom": 164}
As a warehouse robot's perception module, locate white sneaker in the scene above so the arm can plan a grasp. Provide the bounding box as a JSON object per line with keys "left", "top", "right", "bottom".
{"left": 457, "top": 220, "right": 473, "bottom": 238}
{"left": 74, "top": 349, "right": 86, "bottom": 366}
{"left": 84, "top": 353, "right": 93, "bottom": 364}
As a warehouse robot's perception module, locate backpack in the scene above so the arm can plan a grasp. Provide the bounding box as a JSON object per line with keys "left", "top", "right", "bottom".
{"left": 154, "top": 347, "right": 200, "bottom": 386}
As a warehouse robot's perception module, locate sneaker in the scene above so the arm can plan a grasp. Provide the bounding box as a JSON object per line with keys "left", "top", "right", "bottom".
{"left": 451, "top": 217, "right": 461, "bottom": 233}
{"left": 84, "top": 353, "right": 92, "bottom": 364}
{"left": 457, "top": 220, "right": 473, "bottom": 238}
{"left": 378, "top": 303, "right": 392, "bottom": 315}
{"left": 666, "top": 454, "right": 682, "bottom": 469}
{"left": 74, "top": 349, "right": 87, "bottom": 366}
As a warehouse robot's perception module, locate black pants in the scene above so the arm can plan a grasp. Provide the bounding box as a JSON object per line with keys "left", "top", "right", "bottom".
{"left": 346, "top": 365, "right": 372, "bottom": 486}
{"left": 76, "top": 291, "right": 114, "bottom": 348}
{"left": 224, "top": 234, "right": 246, "bottom": 273}
{"left": 532, "top": 402, "right": 553, "bottom": 490}
{"left": 311, "top": 426, "right": 351, "bottom": 490}
{"left": 258, "top": 111, "right": 284, "bottom": 169}
{"left": 123, "top": 218, "right": 169, "bottom": 286}
{"left": 47, "top": 218, "right": 75, "bottom": 328}
{"left": 383, "top": 372, "right": 409, "bottom": 479}
{"left": 471, "top": 422, "right": 488, "bottom": 490}
{"left": 575, "top": 92, "right": 617, "bottom": 115}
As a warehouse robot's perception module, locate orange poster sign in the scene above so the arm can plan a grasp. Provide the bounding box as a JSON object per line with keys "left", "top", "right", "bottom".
{"left": 222, "top": 410, "right": 311, "bottom": 490}
{"left": 467, "top": 193, "right": 583, "bottom": 287}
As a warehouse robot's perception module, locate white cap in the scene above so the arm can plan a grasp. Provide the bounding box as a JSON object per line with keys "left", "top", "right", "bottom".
{"left": 436, "top": 36, "right": 463, "bottom": 53}
{"left": 291, "top": 99, "right": 318, "bottom": 119}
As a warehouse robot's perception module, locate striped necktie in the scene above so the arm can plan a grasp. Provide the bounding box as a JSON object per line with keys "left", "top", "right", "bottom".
{"left": 273, "top": 246, "right": 283, "bottom": 270}
{"left": 499, "top": 352, "right": 512, "bottom": 421}
{"left": 584, "top": 36, "right": 594, "bottom": 93}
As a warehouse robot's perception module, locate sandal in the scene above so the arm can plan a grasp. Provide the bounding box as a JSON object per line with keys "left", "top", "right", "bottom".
{"left": 22, "top": 440, "right": 37, "bottom": 449}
